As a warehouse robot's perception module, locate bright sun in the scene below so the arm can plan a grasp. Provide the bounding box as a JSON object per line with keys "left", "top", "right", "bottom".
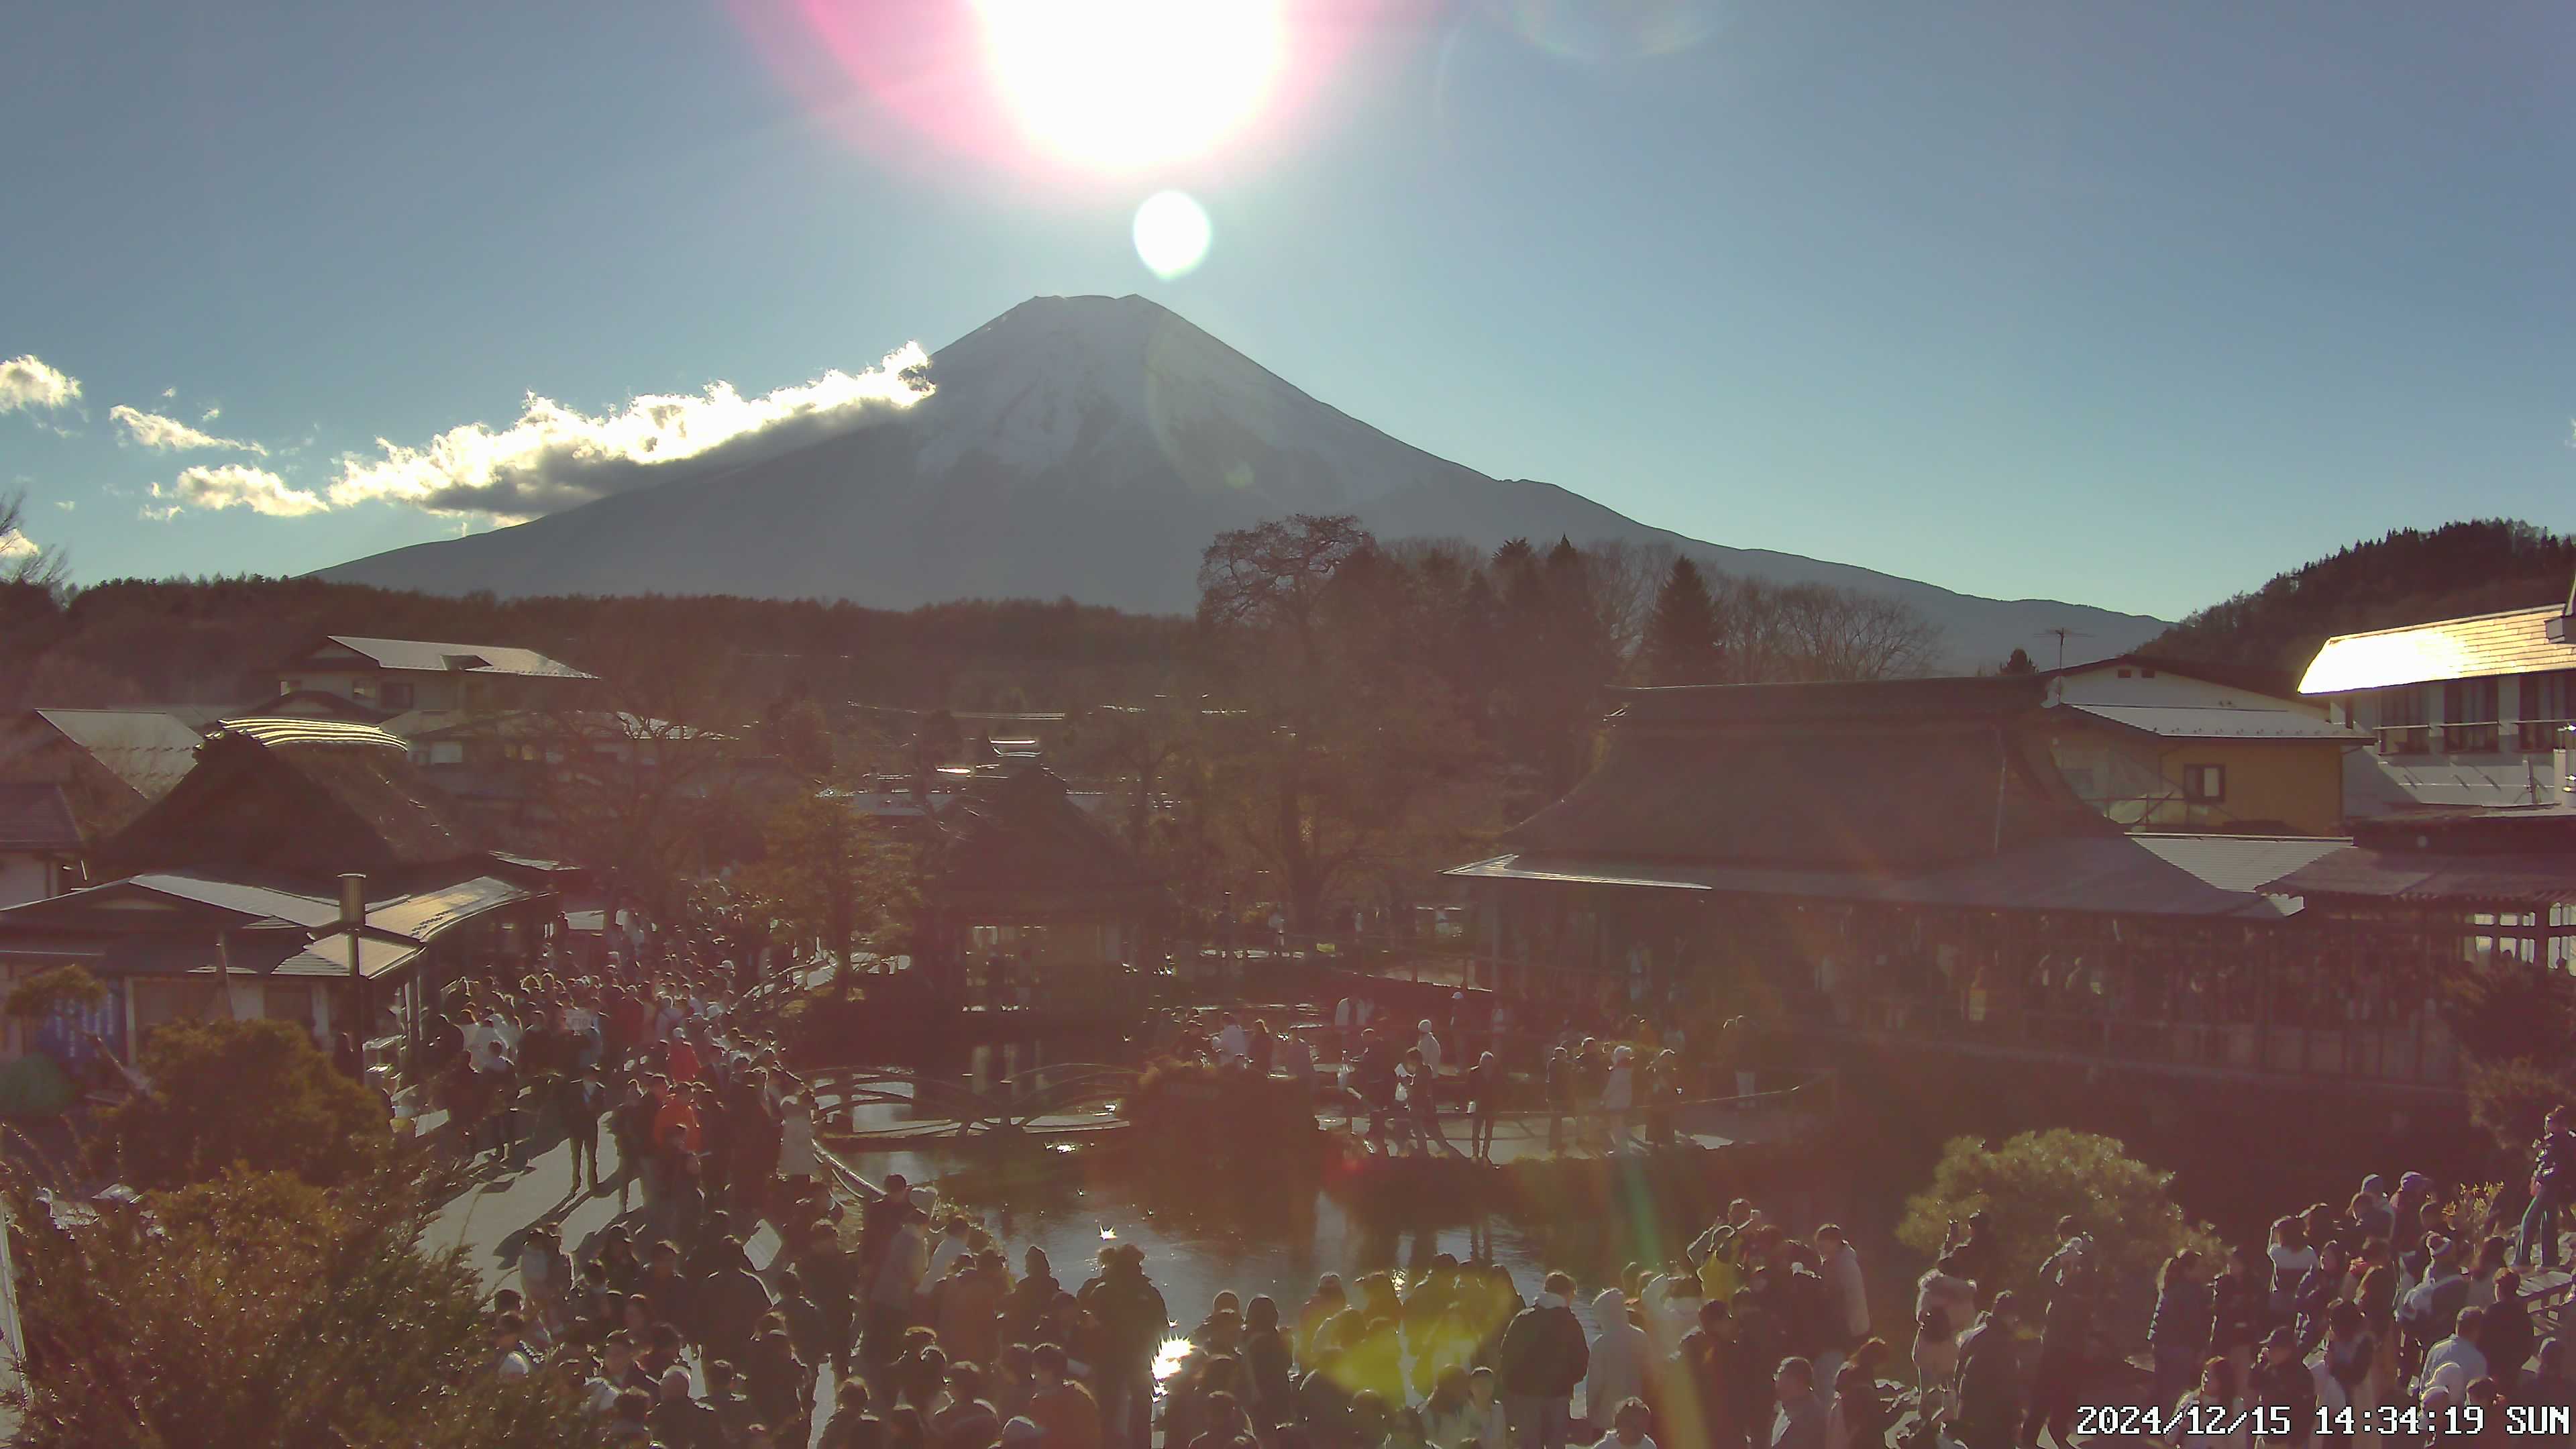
{"left": 975, "top": 0, "right": 1287, "bottom": 172}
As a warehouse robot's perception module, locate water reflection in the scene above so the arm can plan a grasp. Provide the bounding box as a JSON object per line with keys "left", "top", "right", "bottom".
{"left": 866, "top": 1140, "right": 1650, "bottom": 1340}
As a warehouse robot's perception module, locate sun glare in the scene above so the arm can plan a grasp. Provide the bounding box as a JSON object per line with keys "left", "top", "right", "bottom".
{"left": 975, "top": 0, "right": 1288, "bottom": 172}
{"left": 1133, "top": 191, "right": 1214, "bottom": 278}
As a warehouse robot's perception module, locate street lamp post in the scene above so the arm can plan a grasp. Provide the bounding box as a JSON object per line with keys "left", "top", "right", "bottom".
{"left": 339, "top": 873, "right": 366, "bottom": 1061}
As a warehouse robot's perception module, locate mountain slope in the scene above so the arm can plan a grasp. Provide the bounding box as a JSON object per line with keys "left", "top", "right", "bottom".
{"left": 322, "top": 294, "right": 2166, "bottom": 667}
{"left": 2146, "top": 520, "right": 2576, "bottom": 686}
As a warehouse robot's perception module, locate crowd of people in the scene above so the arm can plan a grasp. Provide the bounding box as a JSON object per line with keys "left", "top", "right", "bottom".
{"left": 1163, "top": 990, "right": 1748, "bottom": 1162}
{"left": 417, "top": 920, "right": 2576, "bottom": 1449}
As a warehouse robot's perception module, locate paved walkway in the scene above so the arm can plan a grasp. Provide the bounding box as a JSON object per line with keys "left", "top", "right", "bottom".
{"left": 427, "top": 1125, "right": 825, "bottom": 1446}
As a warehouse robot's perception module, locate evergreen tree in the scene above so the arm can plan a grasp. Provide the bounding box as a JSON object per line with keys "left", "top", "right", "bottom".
{"left": 1642, "top": 557, "right": 1723, "bottom": 685}
{"left": 1998, "top": 646, "right": 2037, "bottom": 676}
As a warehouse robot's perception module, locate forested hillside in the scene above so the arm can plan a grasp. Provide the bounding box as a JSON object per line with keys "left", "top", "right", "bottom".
{"left": 0, "top": 576, "right": 1193, "bottom": 716}
{"left": 2147, "top": 520, "right": 2576, "bottom": 686}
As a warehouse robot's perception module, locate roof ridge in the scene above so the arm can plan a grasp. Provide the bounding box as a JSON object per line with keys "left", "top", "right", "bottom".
{"left": 2316, "top": 602, "right": 2564, "bottom": 643}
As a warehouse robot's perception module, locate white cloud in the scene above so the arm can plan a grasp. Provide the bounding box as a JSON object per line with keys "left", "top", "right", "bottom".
{"left": 200, "top": 407, "right": 221, "bottom": 423}
{"left": 0, "top": 529, "right": 35, "bottom": 559}
{"left": 0, "top": 356, "right": 81, "bottom": 414}
{"left": 156, "top": 464, "right": 329, "bottom": 517}
{"left": 325, "top": 343, "right": 932, "bottom": 521}
{"left": 109, "top": 404, "right": 268, "bottom": 455}
{"left": 52, "top": 500, "right": 74, "bottom": 512}
{"left": 160, "top": 386, "right": 176, "bottom": 400}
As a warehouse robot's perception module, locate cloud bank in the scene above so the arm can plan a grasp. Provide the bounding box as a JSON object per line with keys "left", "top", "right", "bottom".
{"left": 0, "top": 356, "right": 81, "bottom": 414}
{"left": 156, "top": 464, "right": 329, "bottom": 517}
{"left": 110, "top": 405, "right": 268, "bottom": 455}
{"left": 324, "top": 343, "right": 932, "bottom": 521}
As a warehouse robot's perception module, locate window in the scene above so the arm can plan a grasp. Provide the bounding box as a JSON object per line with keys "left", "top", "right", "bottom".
{"left": 2522, "top": 670, "right": 2576, "bottom": 749}
{"left": 428, "top": 741, "right": 466, "bottom": 765}
{"left": 382, "top": 681, "right": 415, "bottom": 709}
{"left": 2443, "top": 677, "right": 2500, "bottom": 752}
{"left": 2377, "top": 685, "right": 2430, "bottom": 754}
{"left": 2182, "top": 763, "right": 2226, "bottom": 802}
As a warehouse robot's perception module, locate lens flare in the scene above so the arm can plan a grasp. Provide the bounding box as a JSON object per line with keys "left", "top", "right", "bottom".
{"left": 1482, "top": 0, "right": 1726, "bottom": 62}
{"left": 976, "top": 0, "right": 1287, "bottom": 172}
{"left": 735, "top": 3, "right": 1418, "bottom": 190}
{"left": 1133, "top": 192, "right": 1215, "bottom": 279}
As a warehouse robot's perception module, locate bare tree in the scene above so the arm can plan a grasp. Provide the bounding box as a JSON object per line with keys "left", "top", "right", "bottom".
{"left": 1580, "top": 539, "right": 1679, "bottom": 662}
{"left": 1713, "top": 576, "right": 1942, "bottom": 682}
{"left": 0, "top": 488, "right": 69, "bottom": 596}
{"left": 1195, "top": 514, "right": 1371, "bottom": 661}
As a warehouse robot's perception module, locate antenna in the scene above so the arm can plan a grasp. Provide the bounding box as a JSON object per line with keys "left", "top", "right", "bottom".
{"left": 2039, "top": 626, "right": 2094, "bottom": 669}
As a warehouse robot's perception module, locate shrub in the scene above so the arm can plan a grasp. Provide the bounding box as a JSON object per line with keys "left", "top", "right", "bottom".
{"left": 85, "top": 1017, "right": 386, "bottom": 1191}
{"left": 2467, "top": 1058, "right": 2576, "bottom": 1163}
{"left": 3, "top": 963, "right": 109, "bottom": 1022}
{"left": 2443, "top": 1180, "right": 2510, "bottom": 1240}
{"left": 5, "top": 1165, "right": 598, "bottom": 1446}
{"left": 1897, "top": 1128, "right": 2220, "bottom": 1316}
{"left": 1121, "top": 1057, "right": 1320, "bottom": 1160}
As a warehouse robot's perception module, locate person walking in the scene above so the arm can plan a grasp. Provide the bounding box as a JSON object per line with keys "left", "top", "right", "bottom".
{"left": 1814, "top": 1226, "right": 1868, "bottom": 1385}
{"left": 2151, "top": 1250, "right": 2214, "bottom": 1412}
{"left": 1499, "top": 1271, "right": 1590, "bottom": 1449}
{"left": 1584, "top": 1289, "right": 1647, "bottom": 1442}
{"left": 1546, "top": 1048, "right": 1574, "bottom": 1157}
{"left": 1768, "top": 1358, "right": 1823, "bottom": 1449}
{"left": 779, "top": 1094, "right": 819, "bottom": 1200}
{"left": 2522, "top": 1107, "right": 2576, "bottom": 1270}
{"left": 558, "top": 1067, "right": 605, "bottom": 1194}
{"left": 475, "top": 1016, "right": 520, "bottom": 1166}
{"left": 1091, "top": 1244, "right": 1170, "bottom": 1449}
{"left": 1467, "top": 1052, "right": 1501, "bottom": 1163}
{"left": 1600, "top": 1049, "right": 1635, "bottom": 1155}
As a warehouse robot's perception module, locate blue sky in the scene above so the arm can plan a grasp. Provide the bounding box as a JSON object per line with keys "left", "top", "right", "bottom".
{"left": 3, "top": 0, "right": 2571, "bottom": 621}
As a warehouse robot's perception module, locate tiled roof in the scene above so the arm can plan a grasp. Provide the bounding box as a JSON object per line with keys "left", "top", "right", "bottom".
{"left": 2298, "top": 605, "right": 2576, "bottom": 695}
{"left": 1499, "top": 721, "right": 2111, "bottom": 870}
{"left": 2063, "top": 702, "right": 2370, "bottom": 741}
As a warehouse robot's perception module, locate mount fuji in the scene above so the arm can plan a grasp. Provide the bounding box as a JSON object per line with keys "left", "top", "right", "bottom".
{"left": 319, "top": 294, "right": 2165, "bottom": 667}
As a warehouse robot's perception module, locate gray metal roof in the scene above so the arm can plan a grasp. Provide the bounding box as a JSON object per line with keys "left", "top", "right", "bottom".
{"left": 32, "top": 708, "right": 207, "bottom": 800}
{"left": 319, "top": 635, "right": 595, "bottom": 679}
{"left": 2261, "top": 847, "right": 2576, "bottom": 905}
{"left": 121, "top": 872, "right": 344, "bottom": 927}
{"left": 1450, "top": 832, "right": 2353, "bottom": 919}
{"left": 2300, "top": 605, "right": 2576, "bottom": 695}
{"left": 2064, "top": 702, "right": 2371, "bottom": 742}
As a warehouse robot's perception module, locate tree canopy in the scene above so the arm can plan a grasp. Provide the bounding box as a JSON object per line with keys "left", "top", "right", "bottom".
{"left": 85, "top": 1017, "right": 387, "bottom": 1191}
{"left": 2149, "top": 519, "right": 2576, "bottom": 686}
{"left": 6, "top": 1165, "right": 598, "bottom": 1447}
{"left": 1897, "top": 1128, "right": 2218, "bottom": 1311}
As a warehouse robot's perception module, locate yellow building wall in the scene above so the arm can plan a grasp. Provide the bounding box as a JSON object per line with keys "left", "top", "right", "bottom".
{"left": 2157, "top": 739, "right": 2347, "bottom": 836}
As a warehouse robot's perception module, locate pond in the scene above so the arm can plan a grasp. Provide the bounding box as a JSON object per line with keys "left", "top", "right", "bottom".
{"left": 820, "top": 1032, "right": 1835, "bottom": 1363}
